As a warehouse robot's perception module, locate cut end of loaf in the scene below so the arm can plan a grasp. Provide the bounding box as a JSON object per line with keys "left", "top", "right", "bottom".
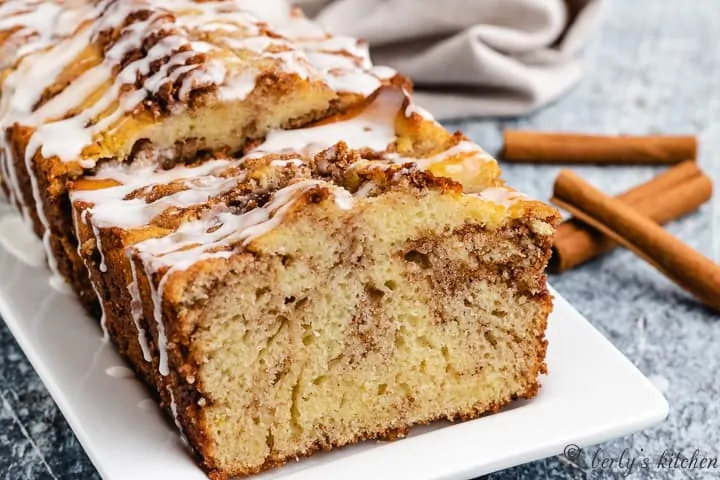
{"left": 154, "top": 184, "right": 556, "bottom": 477}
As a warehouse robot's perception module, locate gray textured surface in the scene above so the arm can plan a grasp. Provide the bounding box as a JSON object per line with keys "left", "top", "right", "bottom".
{"left": 1, "top": 0, "right": 719, "bottom": 478}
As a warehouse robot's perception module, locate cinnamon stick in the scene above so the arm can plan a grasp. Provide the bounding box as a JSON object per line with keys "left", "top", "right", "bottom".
{"left": 502, "top": 130, "right": 697, "bottom": 165}
{"left": 550, "top": 161, "right": 713, "bottom": 272}
{"left": 551, "top": 170, "right": 720, "bottom": 312}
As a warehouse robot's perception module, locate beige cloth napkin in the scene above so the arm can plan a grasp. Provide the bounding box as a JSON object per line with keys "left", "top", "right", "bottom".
{"left": 294, "top": 0, "right": 604, "bottom": 119}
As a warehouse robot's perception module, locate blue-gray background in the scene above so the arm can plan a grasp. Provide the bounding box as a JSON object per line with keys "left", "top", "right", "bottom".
{"left": 1, "top": 0, "right": 719, "bottom": 478}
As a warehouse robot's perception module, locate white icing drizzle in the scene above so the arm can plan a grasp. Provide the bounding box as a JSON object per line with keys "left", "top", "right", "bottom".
{"left": 128, "top": 257, "right": 153, "bottom": 362}
{"left": 167, "top": 385, "right": 186, "bottom": 439}
{"left": 63, "top": 87, "right": 503, "bottom": 447}
{"left": 0, "top": 3, "right": 501, "bottom": 449}
{"left": 69, "top": 156, "right": 240, "bottom": 367}
{"left": 91, "top": 275, "right": 109, "bottom": 341}
{"left": 270, "top": 158, "right": 304, "bottom": 167}
{"left": 0, "top": 1, "right": 171, "bottom": 267}
{"left": 74, "top": 207, "right": 109, "bottom": 340}
{"left": 405, "top": 101, "right": 435, "bottom": 120}
{"left": 24, "top": 8, "right": 210, "bottom": 162}
{"left": 291, "top": 37, "right": 388, "bottom": 96}
{"left": 23, "top": 149, "right": 60, "bottom": 277}
{"left": 251, "top": 88, "right": 495, "bottom": 182}
{"left": 370, "top": 65, "right": 398, "bottom": 80}
{"left": 354, "top": 181, "right": 378, "bottom": 198}
{"left": 0, "top": 154, "right": 14, "bottom": 206}
{"left": 148, "top": 268, "right": 171, "bottom": 376}
{"left": 76, "top": 86, "right": 500, "bottom": 287}
{"left": 70, "top": 159, "right": 236, "bottom": 229}
{"left": 93, "top": 158, "right": 232, "bottom": 185}
{"left": 332, "top": 187, "right": 355, "bottom": 210}
{"left": 474, "top": 187, "right": 528, "bottom": 208}
{"left": 0, "top": 1, "right": 82, "bottom": 63}
{"left": 91, "top": 222, "right": 107, "bottom": 273}
{"left": 410, "top": 141, "right": 495, "bottom": 171}
{"left": 70, "top": 158, "right": 237, "bottom": 352}
{"left": 0, "top": 0, "right": 96, "bottom": 221}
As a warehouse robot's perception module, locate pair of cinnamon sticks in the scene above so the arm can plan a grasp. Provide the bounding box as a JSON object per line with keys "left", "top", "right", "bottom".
{"left": 502, "top": 130, "right": 719, "bottom": 312}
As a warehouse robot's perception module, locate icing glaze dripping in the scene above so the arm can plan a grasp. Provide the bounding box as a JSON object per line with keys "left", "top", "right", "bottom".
{"left": 90, "top": 222, "right": 107, "bottom": 273}
{"left": 475, "top": 187, "right": 528, "bottom": 208}
{"left": 167, "top": 385, "right": 187, "bottom": 442}
{"left": 128, "top": 257, "right": 153, "bottom": 363}
{"left": 91, "top": 279, "right": 109, "bottom": 341}
{"left": 149, "top": 269, "right": 171, "bottom": 376}
{"left": 70, "top": 158, "right": 236, "bottom": 229}
{"left": 75, "top": 208, "right": 108, "bottom": 340}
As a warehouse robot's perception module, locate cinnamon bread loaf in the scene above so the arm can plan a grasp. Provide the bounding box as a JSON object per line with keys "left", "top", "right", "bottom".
{"left": 0, "top": 1, "right": 559, "bottom": 478}
{"left": 70, "top": 87, "right": 559, "bottom": 477}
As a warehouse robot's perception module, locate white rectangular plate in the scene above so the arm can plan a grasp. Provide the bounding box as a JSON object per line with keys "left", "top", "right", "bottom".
{"left": 0, "top": 209, "right": 668, "bottom": 480}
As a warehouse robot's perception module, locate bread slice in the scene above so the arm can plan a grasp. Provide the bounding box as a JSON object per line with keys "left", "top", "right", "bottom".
{"left": 69, "top": 86, "right": 559, "bottom": 477}
{"left": 0, "top": 0, "right": 405, "bottom": 313}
